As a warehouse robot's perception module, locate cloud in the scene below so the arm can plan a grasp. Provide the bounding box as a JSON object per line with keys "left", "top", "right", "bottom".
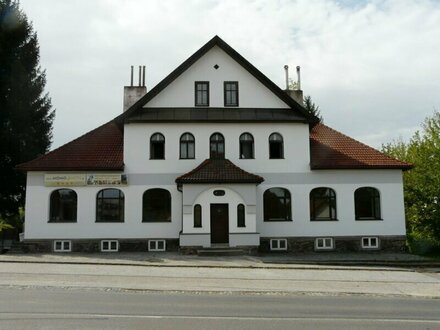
{"left": 19, "top": 0, "right": 440, "bottom": 149}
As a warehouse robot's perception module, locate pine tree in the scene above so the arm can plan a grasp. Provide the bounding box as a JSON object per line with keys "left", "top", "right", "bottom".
{"left": 0, "top": 0, "right": 54, "bottom": 228}
{"left": 304, "top": 95, "right": 322, "bottom": 123}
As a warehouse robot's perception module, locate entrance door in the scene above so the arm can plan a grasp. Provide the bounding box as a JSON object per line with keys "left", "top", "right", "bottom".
{"left": 210, "top": 204, "right": 229, "bottom": 244}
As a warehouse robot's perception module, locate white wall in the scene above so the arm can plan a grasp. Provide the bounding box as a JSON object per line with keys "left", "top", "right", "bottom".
{"left": 257, "top": 170, "right": 406, "bottom": 237}
{"left": 24, "top": 172, "right": 182, "bottom": 240}
{"left": 145, "top": 46, "right": 290, "bottom": 109}
{"left": 124, "top": 122, "right": 311, "bottom": 175}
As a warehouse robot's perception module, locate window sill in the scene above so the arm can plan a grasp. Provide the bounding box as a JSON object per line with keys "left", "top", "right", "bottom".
{"left": 149, "top": 158, "right": 165, "bottom": 160}
{"left": 142, "top": 220, "right": 172, "bottom": 223}
{"left": 355, "top": 218, "right": 383, "bottom": 221}
{"left": 179, "top": 157, "right": 195, "bottom": 160}
{"left": 310, "top": 219, "right": 339, "bottom": 222}
{"left": 264, "top": 219, "right": 292, "bottom": 222}
{"left": 95, "top": 220, "right": 124, "bottom": 223}
{"left": 195, "top": 104, "right": 209, "bottom": 107}
{"left": 239, "top": 157, "right": 255, "bottom": 160}
{"left": 269, "top": 157, "right": 285, "bottom": 160}
{"left": 48, "top": 220, "right": 77, "bottom": 223}
{"left": 224, "top": 104, "right": 239, "bottom": 107}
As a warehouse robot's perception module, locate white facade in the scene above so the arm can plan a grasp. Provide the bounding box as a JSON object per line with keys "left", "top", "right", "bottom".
{"left": 22, "top": 36, "right": 408, "bottom": 252}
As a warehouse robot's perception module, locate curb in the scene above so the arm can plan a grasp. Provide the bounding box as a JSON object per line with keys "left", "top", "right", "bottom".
{"left": 1, "top": 258, "right": 439, "bottom": 271}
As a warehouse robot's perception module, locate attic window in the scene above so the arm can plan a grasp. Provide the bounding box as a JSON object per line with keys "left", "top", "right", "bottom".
{"left": 224, "top": 81, "right": 238, "bottom": 107}
{"left": 195, "top": 81, "right": 209, "bottom": 106}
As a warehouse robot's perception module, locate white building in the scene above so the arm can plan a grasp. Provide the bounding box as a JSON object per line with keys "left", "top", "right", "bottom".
{"left": 18, "top": 36, "right": 411, "bottom": 253}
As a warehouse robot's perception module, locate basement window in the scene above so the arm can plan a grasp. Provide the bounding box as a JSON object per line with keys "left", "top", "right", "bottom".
{"left": 53, "top": 240, "right": 71, "bottom": 252}
{"left": 101, "top": 240, "right": 119, "bottom": 252}
{"left": 361, "top": 237, "right": 379, "bottom": 249}
{"left": 315, "top": 237, "right": 334, "bottom": 250}
{"left": 270, "top": 239, "right": 287, "bottom": 251}
{"left": 148, "top": 240, "right": 166, "bottom": 252}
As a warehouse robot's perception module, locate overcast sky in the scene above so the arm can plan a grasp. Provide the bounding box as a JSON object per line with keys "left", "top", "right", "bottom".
{"left": 19, "top": 0, "right": 440, "bottom": 150}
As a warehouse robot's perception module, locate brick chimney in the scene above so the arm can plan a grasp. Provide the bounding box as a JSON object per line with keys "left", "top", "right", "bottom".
{"left": 123, "top": 65, "right": 147, "bottom": 112}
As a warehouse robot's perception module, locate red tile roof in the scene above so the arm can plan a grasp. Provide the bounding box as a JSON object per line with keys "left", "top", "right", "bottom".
{"left": 17, "top": 121, "right": 411, "bottom": 172}
{"left": 16, "top": 121, "right": 124, "bottom": 171}
{"left": 310, "top": 123, "right": 412, "bottom": 170}
{"left": 176, "top": 159, "right": 264, "bottom": 184}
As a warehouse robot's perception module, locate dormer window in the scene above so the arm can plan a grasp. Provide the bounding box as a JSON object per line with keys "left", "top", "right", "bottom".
{"left": 224, "top": 81, "right": 238, "bottom": 107}
{"left": 195, "top": 81, "right": 209, "bottom": 106}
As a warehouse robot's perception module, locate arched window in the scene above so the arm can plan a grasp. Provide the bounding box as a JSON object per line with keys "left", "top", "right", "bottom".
{"left": 239, "top": 133, "right": 254, "bottom": 159}
{"left": 150, "top": 133, "right": 165, "bottom": 159}
{"left": 237, "top": 204, "right": 245, "bottom": 227}
{"left": 96, "top": 189, "right": 124, "bottom": 222}
{"left": 269, "top": 133, "right": 283, "bottom": 159}
{"left": 263, "top": 188, "right": 291, "bottom": 221}
{"left": 143, "top": 189, "right": 171, "bottom": 222}
{"left": 310, "top": 187, "right": 337, "bottom": 220}
{"left": 180, "top": 133, "right": 195, "bottom": 159}
{"left": 355, "top": 187, "right": 381, "bottom": 220}
{"left": 49, "top": 189, "right": 77, "bottom": 222}
{"left": 210, "top": 133, "right": 225, "bottom": 159}
{"left": 194, "top": 204, "right": 202, "bottom": 228}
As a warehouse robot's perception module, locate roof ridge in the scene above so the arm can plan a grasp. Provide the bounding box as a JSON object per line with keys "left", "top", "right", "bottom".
{"left": 314, "top": 123, "right": 411, "bottom": 166}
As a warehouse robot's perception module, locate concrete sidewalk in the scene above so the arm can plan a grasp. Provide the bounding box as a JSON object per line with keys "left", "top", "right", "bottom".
{"left": 0, "top": 251, "right": 439, "bottom": 270}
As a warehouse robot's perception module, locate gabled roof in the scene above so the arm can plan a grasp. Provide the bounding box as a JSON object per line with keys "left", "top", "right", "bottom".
{"left": 175, "top": 159, "right": 264, "bottom": 184}
{"left": 310, "top": 123, "right": 412, "bottom": 170}
{"left": 16, "top": 121, "right": 124, "bottom": 171}
{"left": 118, "top": 35, "right": 315, "bottom": 124}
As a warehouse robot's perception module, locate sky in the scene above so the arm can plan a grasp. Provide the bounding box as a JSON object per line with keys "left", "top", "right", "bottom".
{"left": 19, "top": 0, "right": 440, "bottom": 150}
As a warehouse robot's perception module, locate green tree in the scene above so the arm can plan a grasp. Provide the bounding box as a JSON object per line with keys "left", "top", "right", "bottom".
{"left": 304, "top": 95, "right": 323, "bottom": 123}
{"left": 382, "top": 111, "right": 440, "bottom": 247}
{"left": 0, "top": 0, "right": 54, "bottom": 229}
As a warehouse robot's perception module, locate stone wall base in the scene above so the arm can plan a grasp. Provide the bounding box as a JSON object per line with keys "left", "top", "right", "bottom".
{"left": 22, "top": 239, "right": 179, "bottom": 253}
{"left": 259, "top": 236, "right": 407, "bottom": 253}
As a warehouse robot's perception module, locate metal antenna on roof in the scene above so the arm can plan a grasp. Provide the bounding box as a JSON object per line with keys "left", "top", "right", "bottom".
{"left": 130, "top": 65, "right": 134, "bottom": 87}
{"left": 142, "top": 66, "right": 146, "bottom": 87}
{"left": 138, "top": 66, "right": 142, "bottom": 87}
{"left": 296, "top": 66, "right": 301, "bottom": 90}
{"left": 284, "top": 65, "right": 289, "bottom": 90}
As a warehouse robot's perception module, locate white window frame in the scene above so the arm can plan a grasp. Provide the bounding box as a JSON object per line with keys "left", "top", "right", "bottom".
{"left": 315, "top": 237, "right": 334, "bottom": 250}
{"left": 361, "top": 237, "right": 379, "bottom": 249}
{"left": 53, "top": 240, "right": 71, "bottom": 252}
{"left": 270, "top": 238, "right": 287, "bottom": 251}
{"left": 101, "top": 240, "right": 119, "bottom": 252}
{"left": 148, "top": 240, "right": 166, "bottom": 252}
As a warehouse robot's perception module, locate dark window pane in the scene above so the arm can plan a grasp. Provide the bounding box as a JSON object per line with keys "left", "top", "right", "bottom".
{"left": 143, "top": 189, "right": 172, "bottom": 222}
{"left": 194, "top": 204, "right": 202, "bottom": 227}
{"left": 224, "top": 82, "right": 238, "bottom": 106}
{"left": 264, "top": 188, "right": 291, "bottom": 221}
{"left": 150, "top": 133, "right": 165, "bottom": 159}
{"left": 269, "top": 133, "right": 283, "bottom": 159}
{"left": 240, "top": 133, "right": 254, "bottom": 159}
{"left": 355, "top": 187, "right": 381, "bottom": 219}
{"left": 96, "top": 189, "right": 124, "bottom": 222}
{"left": 50, "top": 189, "right": 77, "bottom": 222}
{"left": 237, "top": 204, "right": 245, "bottom": 227}
{"left": 210, "top": 133, "right": 225, "bottom": 159}
{"left": 310, "top": 188, "right": 337, "bottom": 220}
{"left": 180, "top": 133, "right": 195, "bottom": 159}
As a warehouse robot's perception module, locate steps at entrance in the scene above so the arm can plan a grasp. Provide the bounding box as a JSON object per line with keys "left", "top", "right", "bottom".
{"left": 197, "top": 247, "right": 247, "bottom": 256}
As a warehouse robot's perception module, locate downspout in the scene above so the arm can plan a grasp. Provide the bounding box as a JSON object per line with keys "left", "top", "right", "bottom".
{"left": 177, "top": 184, "right": 183, "bottom": 239}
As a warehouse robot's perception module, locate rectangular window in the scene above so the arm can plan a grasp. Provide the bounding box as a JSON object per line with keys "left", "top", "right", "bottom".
{"left": 195, "top": 81, "right": 209, "bottom": 106}
{"left": 101, "top": 240, "right": 119, "bottom": 252}
{"left": 53, "top": 240, "right": 71, "bottom": 252}
{"left": 270, "top": 239, "right": 287, "bottom": 251}
{"left": 315, "top": 237, "right": 334, "bottom": 250}
{"left": 148, "top": 240, "right": 166, "bottom": 252}
{"left": 224, "top": 81, "right": 238, "bottom": 106}
{"left": 361, "top": 237, "right": 379, "bottom": 249}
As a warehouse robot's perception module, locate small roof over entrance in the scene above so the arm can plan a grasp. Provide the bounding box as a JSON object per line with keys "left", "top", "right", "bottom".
{"left": 176, "top": 159, "right": 264, "bottom": 184}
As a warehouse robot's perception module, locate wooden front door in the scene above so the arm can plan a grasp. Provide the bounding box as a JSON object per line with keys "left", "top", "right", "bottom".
{"left": 210, "top": 204, "right": 229, "bottom": 244}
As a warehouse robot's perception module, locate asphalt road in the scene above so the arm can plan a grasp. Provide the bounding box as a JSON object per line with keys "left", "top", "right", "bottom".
{"left": 0, "top": 287, "right": 439, "bottom": 329}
